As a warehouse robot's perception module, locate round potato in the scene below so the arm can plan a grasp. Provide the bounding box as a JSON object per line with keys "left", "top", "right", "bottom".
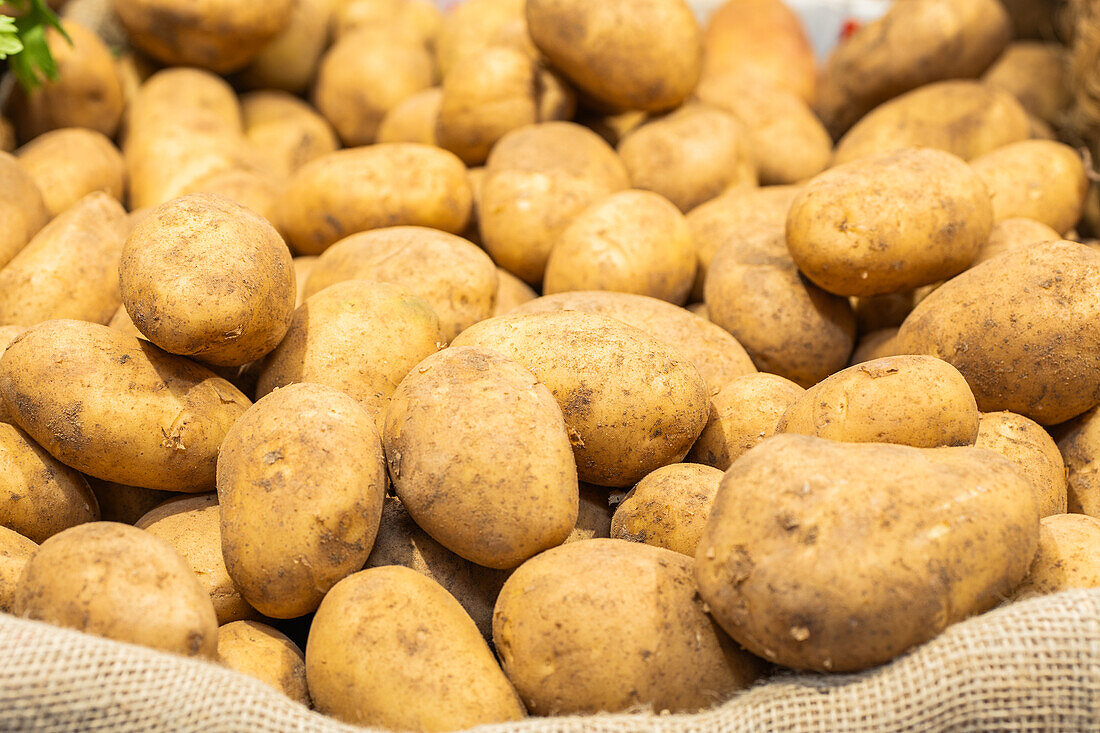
{"left": 241, "top": 91, "right": 340, "bottom": 179}
{"left": 494, "top": 539, "right": 760, "bottom": 715}
{"left": 0, "top": 152, "right": 50, "bottom": 269}
{"left": 87, "top": 479, "right": 178, "bottom": 525}
{"left": 217, "top": 621, "right": 310, "bottom": 706}
{"left": 218, "top": 383, "right": 387, "bottom": 619}
{"left": 0, "top": 320, "right": 252, "bottom": 491}
{"left": 306, "top": 566, "right": 525, "bottom": 730}
{"left": 543, "top": 190, "right": 696, "bottom": 304}
{"left": 610, "top": 463, "right": 722, "bottom": 556}
{"left": 1011, "top": 514, "right": 1100, "bottom": 599}
{"left": 239, "top": 0, "right": 333, "bottom": 93}
{"left": 384, "top": 347, "right": 578, "bottom": 569}
{"left": 378, "top": 87, "right": 443, "bottom": 145}
{"left": 982, "top": 42, "right": 1069, "bottom": 125}
{"left": 452, "top": 312, "right": 708, "bottom": 487}
{"left": 969, "top": 141, "right": 1087, "bottom": 235}
{"left": 120, "top": 193, "right": 295, "bottom": 366}
{"left": 280, "top": 144, "right": 472, "bottom": 255}
{"left": 1054, "top": 406, "right": 1100, "bottom": 518}
{"left": 973, "top": 218, "right": 1060, "bottom": 266}
{"left": 976, "top": 412, "right": 1067, "bottom": 518}
{"left": 687, "top": 372, "right": 805, "bottom": 470}
{"left": 492, "top": 268, "right": 537, "bottom": 315}
{"left": 786, "top": 148, "right": 993, "bottom": 297}
{"left": 15, "top": 128, "right": 125, "bottom": 217}
{"left": 13, "top": 522, "right": 218, "bottom": 657}
{"left": 696, "top": 434, "right": 1039, "bottom": 673}
{"left": 0, "top": 526, "right": 36, "bottom": 613}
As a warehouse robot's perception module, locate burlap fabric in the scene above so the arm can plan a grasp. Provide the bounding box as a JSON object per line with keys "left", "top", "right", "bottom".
{"left": 1, "top": 589, "right": 1097, "bottom": 732}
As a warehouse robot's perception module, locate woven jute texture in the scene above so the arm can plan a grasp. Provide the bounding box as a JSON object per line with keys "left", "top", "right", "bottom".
{"left": 2, "top": 589, "right": 1099, "bottom": 733}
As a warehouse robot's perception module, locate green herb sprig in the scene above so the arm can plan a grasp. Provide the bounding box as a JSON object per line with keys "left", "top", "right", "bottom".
{"left": 0, "top": 0, "right": 71, "bottom": 91}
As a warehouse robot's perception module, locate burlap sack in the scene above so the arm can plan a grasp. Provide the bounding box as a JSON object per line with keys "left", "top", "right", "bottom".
{"left": 2, "top": 588, "right": 1098, "bottom": 732}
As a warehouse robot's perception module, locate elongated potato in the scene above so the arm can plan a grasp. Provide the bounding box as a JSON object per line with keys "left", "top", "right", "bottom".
{"left": 494, "top": 539, "right": 760, "bottom": 715}
{"left": 0, "top": 320, "right": 251, "bottom": 491}
{"left": 0, "top": 152, "right": 50, "bottom": 269}
{"left": 0, "top": 526, "right": 36, "bottom": 613}
{"left": 973, "top": 218, "right": 1060, "bottom": 266}
{"left": 1011, "top": 514, "right": 1100, "bottom": 599}
{"left": 696, "top": 435, "right": 1039, "bottom": 672}
{"left": 239, "top": 0, "right": 333, "bottom": 93}
{"left": 969, "top": 141, "right": 1087, "bottom": 235}
{"left": 0, "top": 192, "right": 128, "bottom": 327}
{"left": 786, "top": 148, "right": 993, "bottom": 297}
{"left": 15, "top": 128, "right": 125, "bottom": 216}
{"left": 982, "top": 42, "right": 1069, "bottom": 125}
{"left": 241, "top": 91, "right": 340, "bottom": 179}
{"left": 378, "top": 88, "right": 443, "bottom": 145}
{"left": 280, "top": 144, "right": 472, "bottom": 255}
{"left": 1054, "top": 406, "right": 1100, "bottom": 518}
{"left": 218, "top": 383, "right": 387, "bottom": 618}
{"left": 610, "top": 464, "right": 722, "bottom": 556}
{"left": 307, "top": 567, "right": 525, "bottom": 730}
{"left": 452, "top": 312, "right": 708, "bottom": 487}
{"left": 976, "top": 412, "right": 1067, "bottom": 518}
{"left": 384, "top": 347, "right": 577, "bottom": 569}
{"left": 218, "top": 621, "right": 310, "bottom": 706}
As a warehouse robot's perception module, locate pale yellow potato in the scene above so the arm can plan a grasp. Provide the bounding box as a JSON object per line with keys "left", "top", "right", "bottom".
{"left": 336, "top": 0, "right": 441, "bottom": 46}
{"left": 0, "top": 326, "right": 28, "bottom": 424}
{"left": 687, "top": 372, "right": 804, "bottom": 470}
{"left": 579, "top": 109, "right": 648, "bottom": 147}
{"left": 0, "top": 526, "right": 36, "bottom": 613}
{"left": 544, "top": 190, "right": 696, "bottom": 304}
{"left": 687, "top": 302, "right": 708, "bottom": 319}
{"left": 849, "top": 328, "right": 901, "bottom": 366}
{"left": 292, "top": 257, "right": 316, "bottom": 308}
{"left": 787, "top": 148, "right": 993, "bottom": 297}
{"left": 218, "top": 383, "right": 387, "bottom": 618}
{"left": 240, "top": 0, "right": 334, "bottom": 93}
{"left": 969, "top": 141, "right": 1087, "bottom": 235}
{"left": 610, "top": 463, "right": 721, "bottom": 556}
{"left": 241, "top": 91, "right": 340, "bottom": 179}
{"left": 973, "top": 218, "right": 1060, "bottom": 266}
{"left": 87, "top": 479, "right": 178, "bottom": 525}
{"left": 15, "top": 128, "right": 125, "bottom": 217}
{"left": 976, "top": 412, "right": 1067, "bottom": 518}
{"left": 565, "top": 484, "right": 612, "bottom": 545}
{"left": 218, "top": 621, "right": 310, "bottom": 706}
{"left": 107, "top": 305, "right": 143, "bottom": 338}
{"left": 307, "top": 567, "right": 525, "bottom": 730}
{"left": 181, "top": 168, "right": 284, "bottom": 235}
{"left": 492, "top": 268, "right": 537, "bottom": 315}
{"left": 0, "top": 152, "right": 50, "bottom": 269}
{"left": 0, "top": 192, "right": 128, "bottom": 327}
{"left": 1012, "top": 514, "right": 1100, "bottom": 599}
{"left": 535, "top": 66, "right": 577, "bottom": 123}
{"left": 495, "top": 539, "right": 760, "bottom": 714}
{"left": 0, "top": 320, "right": 251, "bottom": 491}
{"left": 377, "top": 88, "right": 442, "bottom": 145}
{"left": 125, "top": 67, "right": 244, "bottom": 150}
{"left": 384, "top": 347, "right": 578, "bottom": 569}
{"left": 435, "top": 0, "right": 535, "bottom": 76}
{"left": 280, "top": 144, "right": 472, "bottom": 255}
{"left": 696, "top": 434, "right": 1039, "bottom": 672}
{"left": 1054, "top": 406, "right": 1100, "bottom": 518}
{"left": 257, "top": 281, "right": 444, "bottom": 423}
{"left": 983, "top": 42, "right": 1069, "bottom": 125}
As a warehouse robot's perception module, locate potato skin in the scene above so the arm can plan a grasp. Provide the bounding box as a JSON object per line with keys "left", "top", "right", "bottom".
{"left": 565, "top": 484, "right": 612, "bottom": 544}
{"left": 14, "top": 521, "right": 219, "bottom": 657}
{"left": 896, "top": 241, "right": 1100, "bottom": 425}
{"left": 452, "top": 312, "right": 709, "bottom": 487}
{"left": 611, "top": 464, "right": 722, "bottom": 556}
{"left": 976, "top": 412, "right": 1067, "bottom": 518}
{"left": 1054, "top": 406, "right": 1100, "bottom": 518}
{"left": 239, "top": 0, "right": 333, "bottom": 94}
{"left": 492, "top": 268, "right": 537, "bottom": 315}
{"left": 969, "top": 141, "right": 1087, "bottom": 235}
{"left": 306, "top": 566, "right": 525, "bottom": 730}
{"left": 494, "top": 538, "right": 760, "bottom": 715}
{"left": 88, "top": 479, "right": 178, "bottom": 525}
{"left": 280, "top": 144, "right": 472, "bottom": 255}
{"left": 848, "top": 328, "right": 902, "bottom": 365}
{"left": 378, "top": 88, "right": 443, "bottom": 146}
{"left": 120, "top": 193, "right": 296, "bottom": 366}
{"left": 241, "top": 91, "right": 340, "bottom": 179}
{"left": 777, "top": 356, "right": 980, "bottom": 448}
{"left": 696, "top": 434, "right": 1039, "bottom": 673}
{"left": 217, "top": 383, "right": 387, "bottom": 619}
{"left": 786, "top": 148, "right": 993, "bottom": 297}
{"left": 1011, "top": 514, "right": 1100, "bottom": 599}
{"left": 217, "top": 621, "right": 310, "bottom": 706}
{"left": 982, "top": 42, "right": 1069, "bottom": 125}
{"left": 435, "top": 0, "right": 535, "bottom": 77}
{"left": 15, "top": 128, "right": 125, "bottom": 217}
{"left": 973, "top": 218, "right": 1060, "bottom": 266}
{"left": 0, "top": 526, "right": 36, "bottom": 613}
{"left": 0, "top": 152, "right": 50, "bottom": 269}
{"left": 0, "top": 320, "right": 252, "bottom": 491}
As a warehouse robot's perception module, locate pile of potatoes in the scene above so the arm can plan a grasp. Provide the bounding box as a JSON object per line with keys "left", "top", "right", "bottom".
{"left": 2, "top": 0, "right": 1100, "bottom": 729}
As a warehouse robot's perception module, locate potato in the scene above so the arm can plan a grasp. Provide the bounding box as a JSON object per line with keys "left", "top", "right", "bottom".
{"left": 453, "top": 312, "right": 708, "bottom": 487}
{"left": 113, "top": 0, "right": 294, "bottom": 73}
{"left": 696, "top": 434, "right": 1039, "bottom": 672}
{"left": 336, "top": 0, "right": 442, "bottom": 45}
{"left": 0, "top": 116, "right": 13, "bottom": 152}
{"left": 834, "top": 81, "right": 1031, "bottom": 166}
{"left": 217, "top": 383, "right": 386, "bottom": 618}
{"left": 526, "top": 0, "right": 701, "bottom": 112}
{"left": 314, "top": 30, "right": 435, "bottom": 146}
{"left": 973, "top": 218, "right": 1060, "bottom": 266}
{"left": 11, "top": 22, "right": 124, "bottom": 140}
{"left": 303, "top": 227, "right": 497, "bottom": 341}
{"left": 280, "top": 144, "right": 472, "bottom": 255}
{"left": 511, "top": 291, "right": 756, "bottom": 394}
{"left": 704, "top": 223, "right": 855, "bottom": 387}
{"left": 435, "top": 0, "right": 535, "bottom": 76}
{"left": 481, "top": 122, "right": 629, "bottom": 284}
{"left": 579, "top": 109, "right": 648, "bottom": 147}
{"left": 378, "top": 87, "right": 443, "bottom": 145}
{"left": 851, "top": 292, "right": 927, "bottom": 334}
{"left": 618, "top": 105, "right": 745, "bottom": 212}
{"left": 492, "top": 268, "right": 537, "bottom": 315}
{"left": 257, "top": 281, "right": 444, "bottom": 421}
{"left": 543, "top": 191, "right": 696, "bottom": 304}
{"left": 365, "top": 496, "right": 509, "bottom": 639}
{"left": 240, "top": 0, "right": 334, "bottom": 93}
{"left": 88, "top": 478, "right": 178, "bottom": 525}
{"left": 241, "top": 91, "right": 340, "bottom": 180}
{"left": 136, "top": 494, "right": 254, "bottom": 624}
{"left": 0, "top": 526, "right": 36, "bottom": 613}
{"left": 896, "top": 241, "right": 1100, "bottom": 425}
{"left": 969, "top": 141, "right": 1087, "bottom": 235}
{"left": 976, "top": 412, "right": 1067, "bottom": 518}
{"left": 777, "top": 356, "right": 980, "bottom": 447}
{"left": 849, "top": 327, "right": 902, "bottom": 365}
{"left": 217, "top": 621, "right": 310, "bottom": 706}
{"left": 15, "top": 128, "right": 125, "bottom": 217}
{"left": 701, "top": 0, "right": 816, "bottom": 104}
{"left": 179, "top": 167, "right": 283, "bottom": 232}
{"left": 695, "top": 77, "right": 830, "bottom": 186}
{"left": 120, "top": 194, "right": 295, "bottom": 366}
{"left": 0, "top": 153, "right": 50, "bottom": 270}
{"left": 0, "top": 320, "right": 251, "bottom": 491}
{"left": 566, "top": 484, "right": 612, "bottom": 544}
{"left": 1011, "top": 514, "right": 1100, "bottom": 599}
{"left": 983, "top": 42, "right": 1069, "bottom": 125}
{"left": 306, "top": 566, "right": 525, "bottom": 729}
{"left": 495, "top": 538, "right": 760, "bottom": 714}
{"left": 687, "top": 372, "right": 804, "bottom": 470}
{"left": 125, "top": 67, "right": 244, "bottom": 150}
{"left": 384, "top": 347, "right": 577, "bottom": 568}
{"left": 0, "top": 192, "right": 128, "bottom": 327}
{"left": 1054, "top": 406, "right": 1100, "bottom": 518}
{"left": 815, "top": 0, "right": 1011, "bottom": 137}
{"left": 0, "top": 326, "right": 27, "bottom": 424}
{"left": 610, "top": 464, "right": 721, "bottom": 557}
{"left": 291, "top": 257, "right": 316, "bottom": 308}
{"left": 788, "top": 148, "right": 992, "bottom": 297}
